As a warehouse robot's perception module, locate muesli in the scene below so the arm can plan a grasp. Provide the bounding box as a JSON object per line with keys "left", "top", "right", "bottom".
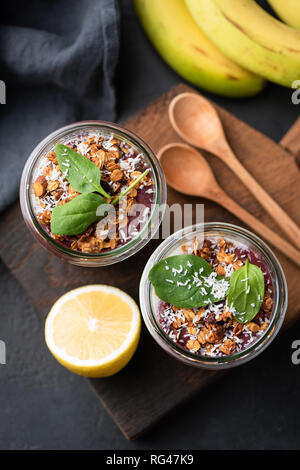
{"left": 32, "top": 132, "right": 154, "bottom": 253}
{"left": 149, "top": 237, "right": 274, "bottom": 357}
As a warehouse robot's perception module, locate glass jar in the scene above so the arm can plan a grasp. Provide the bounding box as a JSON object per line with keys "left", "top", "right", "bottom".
{"left": 20, "top": 121, "right": 166, "bottom": 267}
{"left": 139, "top": 222, "right": 288, "bottom": 369}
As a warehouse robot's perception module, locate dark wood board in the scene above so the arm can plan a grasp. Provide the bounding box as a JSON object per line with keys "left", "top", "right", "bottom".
{"left": 0, "top": 84, "right": 300, "bottom": 440}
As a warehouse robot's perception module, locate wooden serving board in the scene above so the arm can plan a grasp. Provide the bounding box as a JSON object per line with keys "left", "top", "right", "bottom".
{"left": 1, "top": 84, "right": 300, "bottom": 440}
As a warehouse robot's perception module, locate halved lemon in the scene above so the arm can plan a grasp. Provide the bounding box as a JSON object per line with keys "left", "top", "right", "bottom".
{"left": 45, "top": 285, "right": 141, "bottom": 377}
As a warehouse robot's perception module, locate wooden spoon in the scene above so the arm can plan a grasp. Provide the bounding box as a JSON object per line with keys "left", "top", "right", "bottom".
{"left": 169, "top": 92, "right": 300, "bottom": 251}
{"left": 158, "top": 142, "right": 300, "bottom": 268}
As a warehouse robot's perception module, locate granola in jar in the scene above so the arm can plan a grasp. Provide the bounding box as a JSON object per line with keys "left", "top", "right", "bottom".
{"left": 154, "top": 237, "right": 274, "bottom": 358}
{"left": 31, "top": 131, "right": 155, "bottom": 254}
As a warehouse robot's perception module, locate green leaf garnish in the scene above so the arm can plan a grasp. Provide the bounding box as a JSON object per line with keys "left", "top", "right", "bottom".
{"left": 148, "top": 255, "right": 230, "bottom": 308}
{"left": 50, "top": 193, "right": 106, "bottom": 235}
{"left": 227, "top": 259, "right": 265, "bottom": 324}
{"left": 55, "top": 143, "right": 110, "bottom": 198}
{"left": 50, "top": 166, "right": 151, "bottom": 236}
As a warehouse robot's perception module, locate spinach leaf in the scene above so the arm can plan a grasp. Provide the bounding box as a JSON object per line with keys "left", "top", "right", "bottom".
{"left": 50, "top": 193, "right": 106, "bottom": 236}
{"left": 227, "top": 259, "right": 265, "bottom": 323}
{"left": 55, "top": 143, "right": 110, "bottom": 198}
{"left": 148, "top": 255, "right": 229, "bottom": 308}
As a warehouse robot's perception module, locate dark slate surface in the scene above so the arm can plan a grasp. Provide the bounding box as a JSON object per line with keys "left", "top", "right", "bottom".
{"left": 0, "top": 0, "right": 300, "bottom": 450}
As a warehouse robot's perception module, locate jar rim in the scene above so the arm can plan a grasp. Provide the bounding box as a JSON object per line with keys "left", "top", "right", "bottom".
{"left": 139, "top": 222, "right": 288, "bottom": 369}
{"left": 20, "top": 120, "right": 167, "bottom": 264}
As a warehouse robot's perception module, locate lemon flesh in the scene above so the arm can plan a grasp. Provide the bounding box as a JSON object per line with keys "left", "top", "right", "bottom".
{"left": 45, "top": 285, "right": 141, "bottom": 377}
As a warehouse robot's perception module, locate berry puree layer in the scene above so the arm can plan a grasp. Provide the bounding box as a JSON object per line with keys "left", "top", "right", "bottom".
{"left": 31, "top": 131, "right": 155, "bottom": 254}
{"left": 149, "top": 237, "right": 274, "bottom": 358}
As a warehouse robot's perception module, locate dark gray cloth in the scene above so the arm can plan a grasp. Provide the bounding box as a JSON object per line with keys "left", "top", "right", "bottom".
{"left": 0, "top": 0, "right": 120, "bottom": 213}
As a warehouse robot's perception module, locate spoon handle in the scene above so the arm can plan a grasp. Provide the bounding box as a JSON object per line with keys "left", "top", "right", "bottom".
{"left": 220, "top": 145, "right": 300, "bottom": 251}
{"left": 210, "top": 187, "right": 300, "bottom": 268}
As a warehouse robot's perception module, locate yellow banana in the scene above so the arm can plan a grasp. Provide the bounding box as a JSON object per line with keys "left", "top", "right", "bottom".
{"left": 267, "top": 0, "right": 300, "bottom": 30}
{"left": 185, "top": 0, "right": 300, "bottom": 88}
{"left": 133, "top": 0, "right": 264, "bottom": 97}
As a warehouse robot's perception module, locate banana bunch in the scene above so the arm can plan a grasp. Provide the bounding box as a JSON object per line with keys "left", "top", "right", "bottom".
{"left": 133, "top": 0, "right": 264, "bottom": 97}
{"left": 267, "top": 0, "right": 300, "bottom": 31}
{"left": 185, "top": 0, "right": 300, "bottom": 88}
{"left": 134, "top": 0, "right": 300, "bottom": 97}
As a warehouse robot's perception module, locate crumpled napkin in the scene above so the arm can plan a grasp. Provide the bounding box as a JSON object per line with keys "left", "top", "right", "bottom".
{"left": 0, "top": 0, "right": 120, "bottom": 213}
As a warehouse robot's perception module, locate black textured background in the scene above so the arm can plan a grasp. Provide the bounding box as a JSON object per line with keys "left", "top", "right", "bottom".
{"left": 0, "top": 0, "right": 300, "bottom": 450}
